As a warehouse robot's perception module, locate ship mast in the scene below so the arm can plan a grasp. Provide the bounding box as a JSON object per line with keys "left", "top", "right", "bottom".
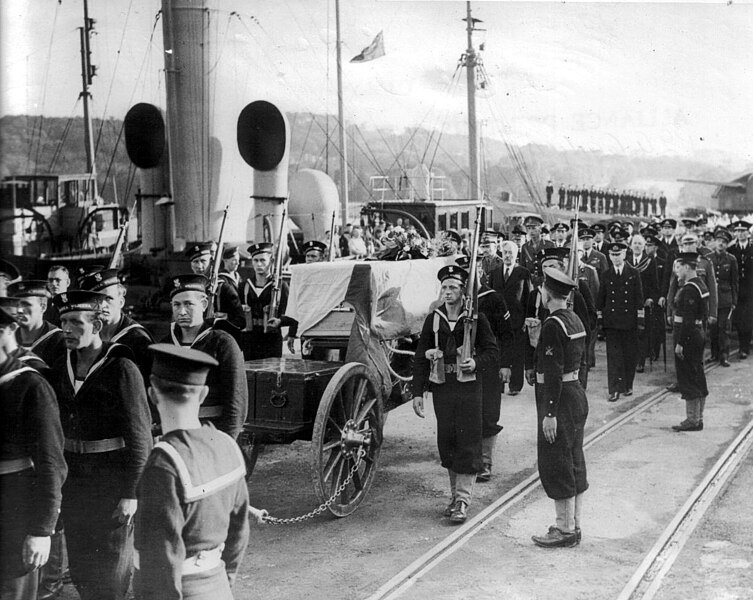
{"left": 463, "top": 2, "right": 481, "bottom": 203}
{"left": 79, "top": 0, "right": 98, "bottom": 199}
{"left": 335, "top": 0, "right": 348, "bottom": 228}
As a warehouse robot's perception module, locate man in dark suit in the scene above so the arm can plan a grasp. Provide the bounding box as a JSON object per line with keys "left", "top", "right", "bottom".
{"left": 489, "top": 240, "right": 531, "bottom": 395}
{"left": 597, "top": 242, "right": 644, "bottom": 401}
{"left": 628, "top": 234, "right": 659, "bottom": 372}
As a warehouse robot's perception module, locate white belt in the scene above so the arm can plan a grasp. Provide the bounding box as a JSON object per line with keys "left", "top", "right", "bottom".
{"left": 134, "top": 545, "right": 222, "bottom": 575}
{"left": 536, "top": 370, "right": 579, "bottom": 384}
{"left": 0, "top": 456, "right": 34, "bottom": 475}
{"left": 198, "top": 406, "right": 223, "bottom": 418}
{"left": 673, "top": 316, "right": 703, "bottom": 326}
{"left": 64, "top": 437, "right": 125, "bottom": 454}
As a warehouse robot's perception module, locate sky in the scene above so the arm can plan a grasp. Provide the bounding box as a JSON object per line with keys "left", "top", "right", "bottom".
{"left": 2, "top": 0, "right": 753, "bottom": 171}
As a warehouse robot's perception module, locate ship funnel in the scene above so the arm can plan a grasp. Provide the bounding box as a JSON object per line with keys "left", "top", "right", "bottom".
{"left": 124, "top": 103, "right": 172, "bottom": 252}
{"left": 237, "top": 100, "right": 290, "bottom": 242}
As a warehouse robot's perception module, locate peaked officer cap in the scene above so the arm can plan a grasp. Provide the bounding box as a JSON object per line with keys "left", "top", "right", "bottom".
{"left": 538, "top": 247, "right": 570, "bottom": 263}
{"left": 578, "top": 228, "right": 595, "bottom": 239}
{"left": 660, "top": 218, "right": 677, "bottom": 229}
{"left": 591, "top": 222, "right": 607, "bottom": 233}
{"left": 149, "top": 343, "right": 218, "bottom": 386}
{"left": 715, "top": 229, "right": 732, "bottom": 243}
{"left": 511, "top": 224, "right": 526, "bottom": 236}
{"left": 523, "top": 215, "right": 544, "bottom": 226}
{"left": 731, "top": 220, "right": 752, "bottom": 231}
{"left": 437, "top": 265, "right": 468, "bottom": 285}
{"left": 7, "top": 280, "right": 50, "bottom": 298}
{"left": 169, "top": 274, "right": 209, "bottom": 299}
{"left": 52, "top": 290, "right": 107, "bottom": 315}
{"left": 607, "top": 242, "right": 628, "bottom": 253}
{"left": 247, "top": 242, "right": 274, "bottom": 257}
{"left": 78, "top": 268, "right": 122, "bottom": 292}
{"left": 552, "top": 221, "right": 570, "bottom": 232}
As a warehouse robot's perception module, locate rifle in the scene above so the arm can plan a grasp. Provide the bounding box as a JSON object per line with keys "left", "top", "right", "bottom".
{"left": 264, "top": 206, "right": 287, "bottom": 333}
{"left": 108, "top": 200, "right": 137, "bottom": 269}
{"left": 327, "top": 211, "right": 337, "bottom": 261}
{"left": 457, "top": 205, "right": 484, "bottom": 383}
{"left": 206, "top": 204, "right": 230, "bottom": 319}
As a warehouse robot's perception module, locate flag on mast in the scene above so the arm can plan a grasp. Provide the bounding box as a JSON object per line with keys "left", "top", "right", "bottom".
{"left": 350, "top": 31, "right": 385, "bottom": 63}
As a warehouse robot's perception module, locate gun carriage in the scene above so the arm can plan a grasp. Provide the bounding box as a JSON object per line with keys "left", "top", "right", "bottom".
{"left": 241, "top": 256, "right": 455, "bottom": 517}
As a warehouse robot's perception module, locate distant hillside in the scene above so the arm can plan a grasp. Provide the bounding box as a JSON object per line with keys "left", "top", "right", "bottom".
{"left": 1, "top": 113, "right": 748, "bottom": 213}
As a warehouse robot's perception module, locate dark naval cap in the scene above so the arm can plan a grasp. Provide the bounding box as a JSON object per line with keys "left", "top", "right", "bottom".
{"left": 186, "top": 242, "right": 214, "bottom": 261}
{"left": 523, "top": 214, "right": 544, "bottom": 226}
{"left": 437, "top": 264, "right": 468, "bottom": 285}
{"left": 7, "top": 280, "right": 50, "bottom": 298}
{"left": 78, "top": 268, "right": 122, "bottom": 292}
{"left": 247, "top": 242, "right": 274, "bottom": 258}
{"left": 676, "top": 251, "right": 699, "bottom": 266}
{"left": 715, "top": 229, "right": 732, "bottom": 243}
{"left": 480, "top": 230, "right": 500, "bottom": 244}
{"left": 301, "top": 240, "right": 327, "bottom": 255}
{"left": 0, "top": 297, "right": 20, "bottom": 324}
{"left": 542, "top": 267, "right": 577, "bottom": 296}
{"left": 149, "top": 343, "right": 218, "bottom": 386}
{"left": 52, "top": 290, "right": 107, "bottom": 315}
{"left": 552, "top": 221, "right": 570, "bottom": 232}
{"left": 222, "top": 245, "right": 247, "bottom": 260}
{"left": 169, "top": 274, "right": 209, "bottom": 299}
{"left": 578, "top": 228, "right": 595, "bottom": 239}
{"left": 591, "top": 222, "right": 607, "bottom": 233}
{"left": 660, "top": 218, "right": 677, "bottom": 229}
{"left": 0, "top": 258, "right": 20, "bottom": 282}
{"left": 538, "top": 247, "right": 569, "bottom": 263}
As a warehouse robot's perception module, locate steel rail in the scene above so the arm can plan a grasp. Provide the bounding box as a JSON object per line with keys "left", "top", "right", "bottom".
{"left": 365, "top": 355, "right": 735, "bottom": 600}
{"left": 616, "top": 415, "right": 753, "bottom": 600}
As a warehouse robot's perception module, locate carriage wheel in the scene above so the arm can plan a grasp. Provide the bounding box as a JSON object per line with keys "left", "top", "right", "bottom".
{"left": 310, "top": 362, "right": 383, "bottom": 517}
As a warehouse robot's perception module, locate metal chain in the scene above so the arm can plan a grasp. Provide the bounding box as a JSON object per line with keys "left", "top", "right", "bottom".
{"left": 263, "top": 447, "right": 366, "bottom": 525}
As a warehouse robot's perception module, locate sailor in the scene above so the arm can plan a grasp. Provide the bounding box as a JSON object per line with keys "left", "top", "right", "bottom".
{"left": 0, "top": 258, "right": 21, "bottom": 297}
{"left": 239, "top": 242, "right": 297, "bottom": 361}
{"left": 489, "top": 240, "right": 531, "bottom": 396}
{"left": 7, "top": 280, "right": 66, "bottom": 368}
{"left": 478, "top": 230, "right": 504, "bottom": 286}
{"left": 411, "top": 265, "right": 499, "bottom": 524}
{"left": 44, "top": 265, "right": 71, "bottom": 326}
{"left": 134, "top": 344, "right": 263, "bottom": 600}
{"left": 707, "top": 229, "right": 737, "bottom": 367}
{"left": 455, "top": 255, "right": 513, "bottom": 483}
{"left": 530, "top": 268, "right": 588, "bottom": 548}
{"left": 519, "top": 215, "right": 553, "bottom": 284}
{"left": 0, "top": 304, "right": 67, "bottom": 600}
{"left": 187, "top": 242, "right": 245, "bottom": 331}
{"left": 596, "top": 242, "right": 644, "bottom": 402}
{"left": 218, "top": 246, "right": 246, "bottom": 292}
{"left": 658, "top": 193, "right": 667, "bottom": 217}
{"left": 48, "top": 290, "right": 153, "bottom": 600}
{"left": 524, "top": 247, "right": 595, "bottom": 391}
{"left": 728, "top": 220, "right": 753, "bottom": 359}
{"left": 627, "top": 234, "right": 659, "bottom": 372}
{"left": 162, "top": 275, "right": 248, "bottom": 441}
{"left": 0, "top": 297, "right": 49, "bottom": 374}
{"left": 78, "top": 268, "right": 155, "bottom": 381}
{"left": 666, "top": 233, "right": 718, "bottom": 332}
{"left": 557, "top": 184, "right": 566, "bottom": 210}
{"left": 545, "top": 181, "right": 554, "bottom": 206}
{"left": 671, "top": 253, "right": 710, "bottom": 432}
{"left": 300, "top": 240, "right": 328, "bottom": 264}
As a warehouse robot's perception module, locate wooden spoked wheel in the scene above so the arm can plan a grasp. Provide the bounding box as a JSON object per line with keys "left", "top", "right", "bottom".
{"left": 310, "top": 362, "right": 383, "bottom": 517}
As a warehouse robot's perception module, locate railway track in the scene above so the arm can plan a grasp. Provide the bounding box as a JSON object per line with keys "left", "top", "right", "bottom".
{"left": 366, "top": 353, "right": 742, "bottom": 600}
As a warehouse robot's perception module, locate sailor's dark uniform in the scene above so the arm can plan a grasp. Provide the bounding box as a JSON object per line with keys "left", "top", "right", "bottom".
{"left": 0, "top": 357, "right": 67, "bottom": 595}
{"left": 108, "top": 314, "right": 155, "bottom": 381}
{"left": 49, "top": 343, "right": 152, "bottom": 600}
{"left": 17, "top": 321, "right": 65, "bottom": 369}
{"left": 535, "top": 309, "right": 589, "bottom": 500}
{"left": 729, "top": 240, "right": 753, "bottom": 355}
{"left": 163, "top": 322, "right": 248, "bottom": 440}
{"left": 213, "top": 278, "right": 246, "bottom": 331}
{"left": 239, "top": 277, "right": 297, "bottom": 361}
{"left": 673, "top": 277, "right": 709, "bottom": 401}
{"left": 10, "top": 346, "right": 49, "bottom": 375}
{"left": 135, "top": 425, "right": 250, "bottom": 600}
{"left": 412, "top": 305, "right": 498, "bottom": 474}
{"left": 477, "top": 284, "right": 514, "bottom": 439}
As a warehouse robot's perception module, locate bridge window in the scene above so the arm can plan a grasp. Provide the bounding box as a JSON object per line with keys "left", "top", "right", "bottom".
{"left": 438, "top": 213, "right": 447, "bottom": 231}
{"left": 449, "top": 212, "right": 458, "bottom": 230}
{"left": 461, "top": 211, "right": 469, "bottom": 229}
